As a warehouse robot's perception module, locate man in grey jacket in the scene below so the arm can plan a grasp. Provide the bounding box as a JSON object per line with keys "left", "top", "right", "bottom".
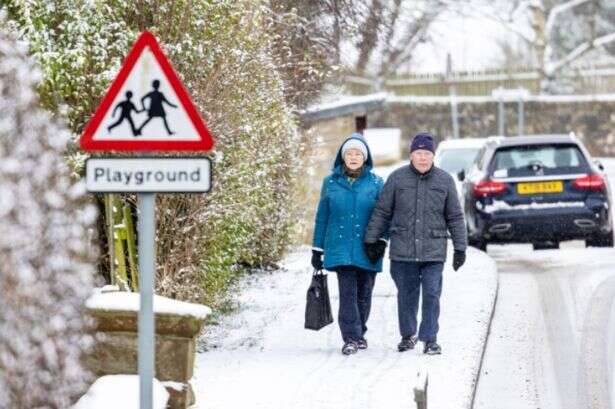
{"left": 364, "top": 133, "right": 467, "bottom": 355}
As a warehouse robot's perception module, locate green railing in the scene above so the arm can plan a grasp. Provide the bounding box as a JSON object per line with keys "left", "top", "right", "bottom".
{"left": 105, "top": 194, "right": 139, "bottom": 291}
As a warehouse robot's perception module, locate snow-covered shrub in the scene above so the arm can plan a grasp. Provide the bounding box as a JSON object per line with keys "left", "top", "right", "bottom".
{"left": 4, "top": 0, "right": 313, "bottom": 307}
{"left": 0, "top": 20, "right": 97, "bottom": 409}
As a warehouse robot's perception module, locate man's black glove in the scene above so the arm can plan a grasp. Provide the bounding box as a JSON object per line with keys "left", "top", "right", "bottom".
{"left": 364, "top": 241, "right": 387, "bottom": 263}
{"left": 311, "top": 249, "right": 324, "bottom": 270}
{"left": 453, "top": 250, "right": 466, "bottom": 271}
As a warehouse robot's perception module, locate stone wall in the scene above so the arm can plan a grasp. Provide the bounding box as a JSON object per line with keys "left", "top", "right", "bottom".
{"left": 298, "top": 95, "right": 615, "bottom": 244}
{"left": 84, "top": 290, "right": 210, "bottom": 409}
{"left": 379, "top": 98, "right": 615, "bottom": 157}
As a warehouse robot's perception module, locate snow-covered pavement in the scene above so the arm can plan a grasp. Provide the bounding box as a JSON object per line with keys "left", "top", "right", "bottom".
{"left": 192, "top": 245, "right": 497, "bottom": 409}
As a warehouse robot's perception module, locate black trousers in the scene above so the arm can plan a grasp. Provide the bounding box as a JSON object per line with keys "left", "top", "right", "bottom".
{"left": 335, "top": 266, "right": 377, "bottom": 343}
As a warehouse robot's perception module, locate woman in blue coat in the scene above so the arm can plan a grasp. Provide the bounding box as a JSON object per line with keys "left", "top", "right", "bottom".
{"left": 311, "top": 133, "right": 387, "bottom": 355}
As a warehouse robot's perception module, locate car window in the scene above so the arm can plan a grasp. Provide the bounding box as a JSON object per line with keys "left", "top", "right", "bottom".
{"left": 436, "top": 148, "right": 481, "bottom": 174}
{"left": 475, "top": 146, "right": 487, "bottom": 169}
{"left": 490, "top": 144, "right": 588, "bottom": 177}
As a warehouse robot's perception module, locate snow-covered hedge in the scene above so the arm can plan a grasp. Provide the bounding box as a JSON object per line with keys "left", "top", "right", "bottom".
{"left": 0, "top": 20, "right": 97, "bottom": 408}
{"left": 4, "top": 1, "right": 309, "bottom": 306}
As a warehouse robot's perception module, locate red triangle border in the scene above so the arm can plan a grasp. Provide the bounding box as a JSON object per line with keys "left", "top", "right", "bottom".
{"left": 80, "top": 31, "right": 215, "bottom": 152}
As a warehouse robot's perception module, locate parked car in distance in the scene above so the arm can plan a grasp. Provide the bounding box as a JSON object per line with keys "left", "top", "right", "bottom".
{"left": 435, "top": 137, "right": 502, "bottom": 207}
{"left": 459, "top": 134, "right": 613, "bottom": 251}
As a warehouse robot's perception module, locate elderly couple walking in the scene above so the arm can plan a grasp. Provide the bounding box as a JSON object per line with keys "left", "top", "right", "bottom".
{"left": 311, "top": 132, "right": 468, "bottom": 356}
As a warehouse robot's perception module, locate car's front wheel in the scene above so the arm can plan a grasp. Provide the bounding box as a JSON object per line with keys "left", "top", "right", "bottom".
{"left": 468, "top": 238, "right": 487, "bottom": 251}
{"left": 532, "top": 241, "right": 559, "bottom": 250}
{"left": 585, "top": 230, "right": 614, "bottom": 248}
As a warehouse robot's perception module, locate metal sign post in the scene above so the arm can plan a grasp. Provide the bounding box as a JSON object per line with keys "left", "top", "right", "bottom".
{"left": 138, "top": 192, "right": 156, "bottom": 409}
{"left": 79, "top": 32, "right": 215, "bottom": 409}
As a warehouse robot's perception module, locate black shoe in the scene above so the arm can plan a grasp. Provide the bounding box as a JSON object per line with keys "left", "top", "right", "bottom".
{"left": 342, "top": 341, "right": 358, "bottom": 355}
{"left": 423, "top": 341, "right": 442, "bottom": 355}
{"left": 357, "top": 338, "right": 368, "bottom": 350}
{"left": 397, "top": 335, "right": 418, "bottom": 352}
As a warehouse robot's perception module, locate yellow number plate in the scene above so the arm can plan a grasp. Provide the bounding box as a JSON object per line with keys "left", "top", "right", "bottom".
{"left": 517, "top": 181, "right": 564, "bottom": 194}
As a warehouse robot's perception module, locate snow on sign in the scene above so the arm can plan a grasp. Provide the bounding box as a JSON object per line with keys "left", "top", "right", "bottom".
{"left": 79, "top": 31, "right": 214, "bottom": 152}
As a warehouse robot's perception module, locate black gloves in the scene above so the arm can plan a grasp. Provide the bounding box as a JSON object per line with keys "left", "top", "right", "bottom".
{"left": 453, "top": 250, "right": 466, "bottom": 271}
{"left": 311, "top": 249, "right": 324, "bottom": 270}
{"left": 364, "top": 241, "right": 387, "bottom": 263}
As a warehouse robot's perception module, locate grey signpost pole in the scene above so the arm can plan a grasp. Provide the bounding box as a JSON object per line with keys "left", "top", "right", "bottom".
{"left": 518, "top": 97, "right": 524, "bottom": 136}
{"left": 138, "top": 192, "right": 156, "bottom": 409}
{"left": 446, "top": 53, "right": 460, "bottom": 139}
{"left": 498, "top": 97, "right": 505, "bottom": 136}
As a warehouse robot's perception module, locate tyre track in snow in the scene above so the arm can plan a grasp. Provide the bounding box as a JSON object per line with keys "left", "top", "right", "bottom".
{"left": 476, "top": 245, "right": 615, "bottom": 409}
{"left": 518, "top": 252, "right": 615, "bottom": 409}
{"left": 578, "top": 273, "right": 615, "bottom": 409}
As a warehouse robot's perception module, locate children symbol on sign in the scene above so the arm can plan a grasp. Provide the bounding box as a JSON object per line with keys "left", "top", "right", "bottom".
{"left": 138, "top": 79, "right": 178, "bottom": 135}
{"left": 107, "top": 91, "right": 143, "bottom": 136}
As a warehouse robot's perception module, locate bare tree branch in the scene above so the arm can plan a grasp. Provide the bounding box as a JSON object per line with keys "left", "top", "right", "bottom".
{"left": 548, "top": 31, "right": 615, "bottom": 74}
{"left": 545, "top": 0, "right": 592, "bottom": 35}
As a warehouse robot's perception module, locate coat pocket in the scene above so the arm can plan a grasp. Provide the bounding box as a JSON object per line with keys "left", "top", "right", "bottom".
{"left": 394, "top": 188, "right": 416, "bottom": 217}
{"left": 389, "top": 226, "right": 407, "bottom": 257}
{"left": 430, "top": 229, "right": 449, "bottom": 239}
{"left": 428, "top": 187, "right": 447, "bottom": 212}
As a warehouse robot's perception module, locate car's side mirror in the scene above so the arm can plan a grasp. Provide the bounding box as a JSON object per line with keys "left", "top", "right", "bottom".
{"left": 457, "top": 169, "right": 465, "bottom": 182}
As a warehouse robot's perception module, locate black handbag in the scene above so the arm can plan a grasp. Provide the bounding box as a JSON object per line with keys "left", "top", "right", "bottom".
{"left": 304, "top": 269, "right": 334, "bottom": 331}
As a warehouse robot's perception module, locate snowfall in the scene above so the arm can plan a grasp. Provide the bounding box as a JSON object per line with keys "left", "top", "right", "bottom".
{"left": 189, "top": 161, "right": 498, "bottom": 409}
{"left": 72, "top": 158, "right": 615, "bottom": 409}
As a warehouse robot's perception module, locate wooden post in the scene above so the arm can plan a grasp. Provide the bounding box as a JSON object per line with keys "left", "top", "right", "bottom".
{"left": 123, "top": 203, "right": 139, "bottom": 291}
{"left": 413, "top": 369, "right": 428, "bottom": 409}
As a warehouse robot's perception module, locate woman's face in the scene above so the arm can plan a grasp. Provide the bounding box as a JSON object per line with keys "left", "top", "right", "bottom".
{"left": 343, "top": 148, "right": 365, "bottom": 171}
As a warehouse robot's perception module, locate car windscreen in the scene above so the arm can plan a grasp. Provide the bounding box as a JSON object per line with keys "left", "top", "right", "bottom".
{"left": 489, "top": 144, "right": 589, "bottom": 178}
{"left": 436, "top": 148, "right": 481, "bottom": 174}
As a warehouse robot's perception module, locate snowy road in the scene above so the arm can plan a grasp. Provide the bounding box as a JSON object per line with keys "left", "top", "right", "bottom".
{"left": 474, "top": 157, "right": 615, "bottom": 409}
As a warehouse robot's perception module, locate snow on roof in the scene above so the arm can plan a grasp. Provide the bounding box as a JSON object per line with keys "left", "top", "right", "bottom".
{"left": 303, "top": 92, "right": 388, "bottom": 114}
{"left": 437, "top": 137, "right": 490, "bottom": 149}
{"left": 300, "top": 93, "right": 388, "bottom": 121}
{"left": 495, "top": 134, "right": 576, "bottom": 146}
{"left": 304, "top": 93, "right": 615, "bottom": 115}
{"left": 71, "top": 375, "right": 168, "bottom": 409}
{"left": 86, "top": 289, "right": 211, "bottom": 320}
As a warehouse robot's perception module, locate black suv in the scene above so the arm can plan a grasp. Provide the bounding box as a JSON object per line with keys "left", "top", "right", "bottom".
{"left": 459, "top": 134, "right": 613, "bottom": 250}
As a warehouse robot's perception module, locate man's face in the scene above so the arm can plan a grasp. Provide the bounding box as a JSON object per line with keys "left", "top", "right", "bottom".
{"left": 410, "top": 149, "right": 434, "bottom": 173}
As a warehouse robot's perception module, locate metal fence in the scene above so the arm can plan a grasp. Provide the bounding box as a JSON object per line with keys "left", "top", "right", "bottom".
{"left": 343, "top": 64, "right": 615, "bottom": 96}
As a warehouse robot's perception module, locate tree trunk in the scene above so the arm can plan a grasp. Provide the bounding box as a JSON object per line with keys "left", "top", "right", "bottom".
{"left": 355, "top": 0, "right": 384, "bottom": 75}
{"left": 530, "top": 2, "right": 549, "bottom": 91}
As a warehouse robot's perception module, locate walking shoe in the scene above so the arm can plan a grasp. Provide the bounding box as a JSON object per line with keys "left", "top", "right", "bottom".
{"left": 342, "top": 341, "right": 359, "bottom": 355}
{"left": 397, "top": 335, "right": 418, "bottom": 352}
{"left": 423, "top": 341, "right": 442, "bottom": 355}
{"left": 357, "top": 338, "right": 368, "bottom": 350}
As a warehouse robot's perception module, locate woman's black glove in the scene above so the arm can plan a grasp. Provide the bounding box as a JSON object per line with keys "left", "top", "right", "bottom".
{"left": 364, "top": 241, "right": 387, "bottom": 263}
{"left": 311, "top": 249, "right": 324, "bottom": 270}
{"left": 453, "top": 250, "right": 466, "bottom": 271}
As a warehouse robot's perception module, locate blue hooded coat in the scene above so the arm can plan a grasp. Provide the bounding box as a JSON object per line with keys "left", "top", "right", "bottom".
{"left": 312, "top": 133, "right": 385, "bottom": 272}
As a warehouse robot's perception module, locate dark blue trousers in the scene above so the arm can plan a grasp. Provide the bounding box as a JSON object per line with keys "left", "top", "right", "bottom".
{"left": 335, "top": 267, "right": 377, "bottom": 343}
{"left": 390, "top": 260, "right": 444, "bottom": 342}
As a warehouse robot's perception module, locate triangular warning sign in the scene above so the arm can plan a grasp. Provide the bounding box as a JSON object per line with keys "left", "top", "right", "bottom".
{"left": 80, "top": 31, "right": 215, "bottom": 152}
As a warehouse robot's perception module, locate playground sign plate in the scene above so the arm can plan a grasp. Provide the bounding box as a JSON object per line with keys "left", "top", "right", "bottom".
{"left": 85, "top": 157, "right": 211, "bottom": 192}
